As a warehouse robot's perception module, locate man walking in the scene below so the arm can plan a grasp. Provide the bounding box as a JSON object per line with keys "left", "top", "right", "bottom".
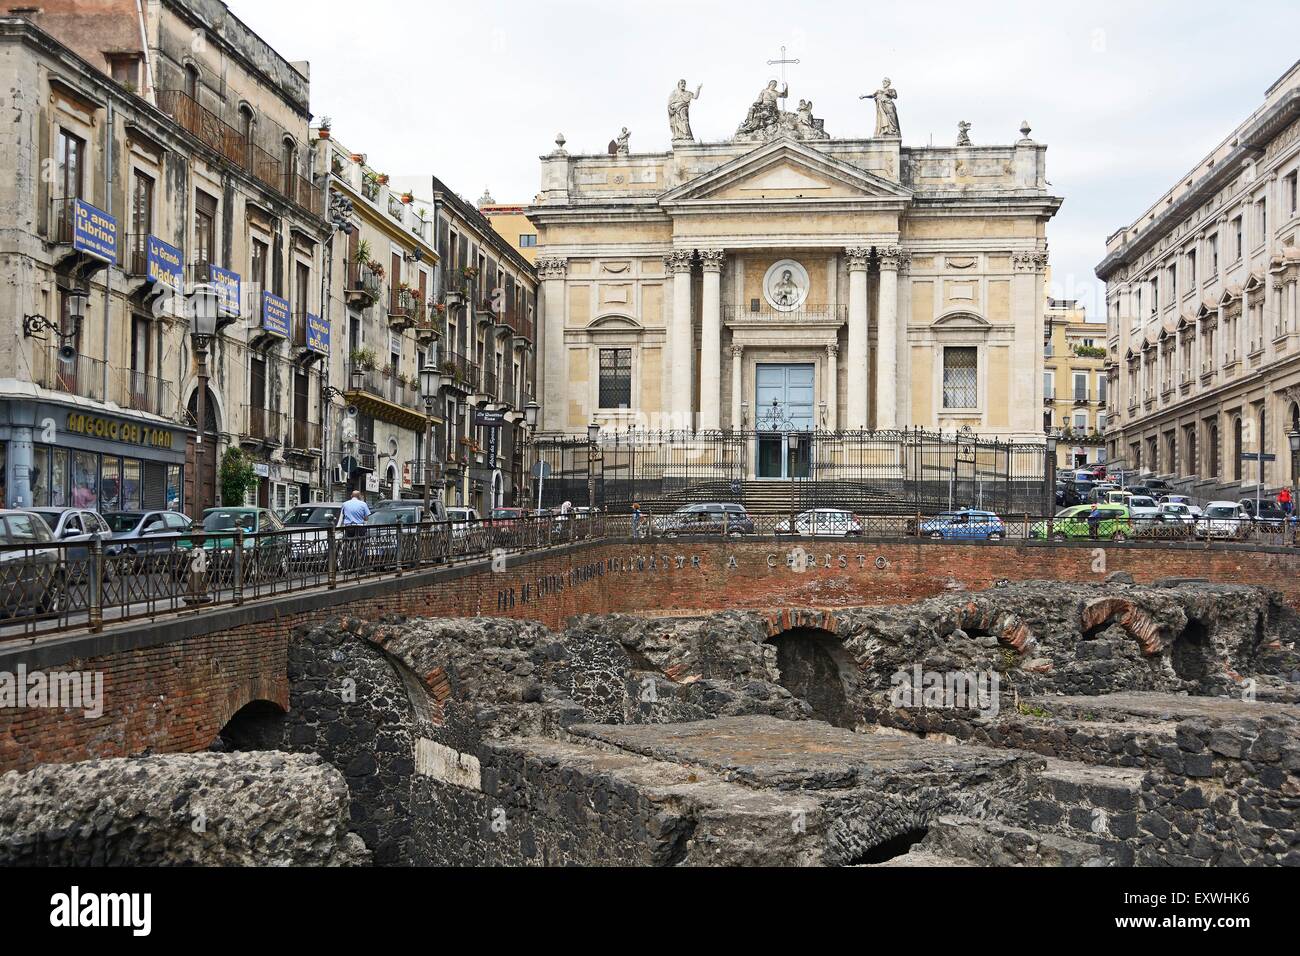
{"left": 631, "top": 502, "right": 642, "bottom": 539}
{"left": 1087, "top": 502, "right": 1102, "bottom": 540}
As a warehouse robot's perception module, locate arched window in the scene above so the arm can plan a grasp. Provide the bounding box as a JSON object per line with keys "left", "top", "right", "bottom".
{"left": 184, "top": 63, "right": 199, "bottom": 101}
{"left": 281, "top": 138, "right": 297, "bottom": 197}
{"left": 1207, "top": 420, "right": 1220, "bottom": 478}
{"left": 239, "top": 105, "right": 255, "bottom": 167}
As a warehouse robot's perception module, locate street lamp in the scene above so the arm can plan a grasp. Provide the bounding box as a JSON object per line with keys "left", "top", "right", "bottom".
{"left": 1044, "top": 431, "right": 1059, "bottom": 516}
{"left": 524, "top": 400, "right": 540, "bottom": 431}
{"left": 419, "top": 350, "right": 445, "bottom": 517}
{"left": 189, "top": 284, "right": 219, "bottom": 513}
{"left": 1288, "top": 429, "right": 1300, "bottom": 529}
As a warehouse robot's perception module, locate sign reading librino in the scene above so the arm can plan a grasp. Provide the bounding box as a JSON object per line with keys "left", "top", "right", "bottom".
{"left": 209, "top": 266, "right": 241, "bottom": 317}
{"left": 146, "top": 236, "right": 183, "bottom": 290}
{"left": 306, "top": 312, "right": 328, "bottom": 354}
{"left": 71, "top": 200, "right": 118, "bottom": 262}
{"left": 261, "top": 291, "right": 290, "bottom": 338}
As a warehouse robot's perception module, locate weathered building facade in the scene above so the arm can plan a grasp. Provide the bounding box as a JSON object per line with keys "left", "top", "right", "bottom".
{"left": 0, "top": 0, "right": 328, "bottom": 514}
{"left": 1043, "top": 296, "right": 1109, "bottom": 470}
{"left": 528, "top": 80, "right": 1061, "bottom": 463}
{"left": 1097, "top": 60, "right": 1300, "bottom": 497}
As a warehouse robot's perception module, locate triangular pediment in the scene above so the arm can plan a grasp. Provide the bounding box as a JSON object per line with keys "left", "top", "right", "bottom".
{"left": 660, "top": 139, "right": 912, "bottom": 208}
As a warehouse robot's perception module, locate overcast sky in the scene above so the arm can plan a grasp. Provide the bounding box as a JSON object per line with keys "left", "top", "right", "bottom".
{"left": 230, "top": 0, "right": 1298, "bottom": 316}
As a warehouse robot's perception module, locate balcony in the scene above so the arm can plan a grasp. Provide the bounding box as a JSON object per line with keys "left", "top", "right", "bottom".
{"left": 156, "top": 90, "right": 321, "bottom": 217}
{"left": 439, "top": 351, "right": 478, "bottom": 393}
{"left": 242, "top": 405, "right": 286, "bottom": 446}
{"left": 723, "top": 304, "right": 848, "bottom": 324}
{"left": 343, "top": 365, "right": 428, "bottom": 430}
{"left": 388, "top": 288, "right": 422, "bottom": 332}
{"left": 406, "top": 458, "right": 441, "bottom": 487}
{"left": 119, "top": 369, "right": 176, "bottom": 418}
{"left": 481, "top": 366, "right": 498, "bottom": 399}
{"left": 347, "top": 264, "right": 382, "bottom": 306}
{"left": 33, "top": 345, "right": 107, "bottom": 404}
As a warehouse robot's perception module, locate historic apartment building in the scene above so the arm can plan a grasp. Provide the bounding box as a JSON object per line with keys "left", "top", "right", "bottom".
{"left": 528, "top": 78, "right": 1061, "bottom": 475}
{"left": 1097, "top": 60, "right": 1300, "bottom": 496}
{"left": 0, "top": 0, "right": 328, "bottom": 515}
{"left": 1043, "top": 295, "right": 1109, "bottom": 470}
{"left": 478, "top": 190, "right": 540, "bottom": 264}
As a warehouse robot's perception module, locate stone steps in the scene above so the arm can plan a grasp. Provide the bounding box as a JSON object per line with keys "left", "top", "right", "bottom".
{"left": 1013, "top": 757, "right": 1145, "bottom": 846}
{"left": 921, "top": 815, "right": 1118, "bottom": 867}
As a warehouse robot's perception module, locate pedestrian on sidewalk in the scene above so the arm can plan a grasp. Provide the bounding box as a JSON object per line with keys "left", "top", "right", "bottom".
{"left": 631, "top": 502, "right": 642, "bottom": 538}
{"left": 1279, "top": 486, "right": 1293, "bottom": 516}
{"left": 1087, "top": 503, "right": 1102, "bottom": 540}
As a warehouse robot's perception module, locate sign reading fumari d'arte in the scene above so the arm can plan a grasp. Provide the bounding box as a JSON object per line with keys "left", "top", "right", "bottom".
{"left": 261, "top": 291, "right": 290, "bottom": 337}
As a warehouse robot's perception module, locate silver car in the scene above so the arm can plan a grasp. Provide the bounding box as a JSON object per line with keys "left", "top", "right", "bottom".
{"left": 0, "top": 510, "right": 65, "bottom": 616}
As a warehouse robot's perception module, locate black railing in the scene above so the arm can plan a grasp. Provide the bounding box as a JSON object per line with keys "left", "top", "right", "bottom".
{"left": 0, "top": 512, "right": 1295, "bottom": 641}
{"left": 531, "top": 428, "right": 1049, "bottom": 514}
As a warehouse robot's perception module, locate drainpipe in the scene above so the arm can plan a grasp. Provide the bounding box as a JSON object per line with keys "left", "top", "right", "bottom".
{"left": 101, "top": 98, "right": 115, "bottom": 401}
{"left": 320, "top": 189, "right": 334, "bottom": 499}
{"left": 134, "top": 0, "right": 156, "bottom": 106}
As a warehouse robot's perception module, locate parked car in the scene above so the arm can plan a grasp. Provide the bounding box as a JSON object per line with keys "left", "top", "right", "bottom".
{"left": 0, "top": 510, "right": 65, "bottom": 617}
{"left": 359, "top": 505, "right": 436, "bottom": 567}
{"left": 103, "top": 511, "right": 193, "bottom": 567}
{"left": 1238, "top": 498, "right": 1287, "bottom": 532}
{"left": 1126, "top": 495, "right": 1162, "bottom": 529}
{"left": 1195, "top": 502, "right": 1250, "bottom": 540}
{"left": 774, "top": 509, "right": 864, "bottom": 537}
{"left": 1144, "top": 479, "right": 1174, "bottom": 494}
{"left": 918, "top": 509, "right": 1006, "bottom": 541}
{"left": 1158, "top": 495, "right": 1202, "bottom": 518}
{"left": 656, "top": 503, "right": 755, "bottom": 536}
{"left": 446, "top": 506, "right": 483, "bottom": 540}
{"left": 199, "top": 508, "right": 288, "bottom": 582}
{"left": 278, "top": 504, "right": 344, "bottom": 570}
{"left": 1030, "top": 505, "right": 1132, "bottom": 542}
{"left": 29, "top": 508, "right": 114, "bottom": 560}
{"left": 374, "top": 498, "right": 448, "bottom": 522}
{"left": 1158, "top": 502, "right": 1198, "bottom": 527}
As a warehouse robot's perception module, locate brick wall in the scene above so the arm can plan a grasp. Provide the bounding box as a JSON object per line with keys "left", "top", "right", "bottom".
{"left": 4, "top": 538, "right": 1299, "bottom": 772}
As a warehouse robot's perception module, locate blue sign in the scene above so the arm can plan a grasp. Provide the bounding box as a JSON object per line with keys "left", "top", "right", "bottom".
{"left": 208, "top": 266, "right": 241, "bottom": 318}
{"left": 71, "top": 199, "right": 118, "bottom": 262}
{"left": 145, "top": 236, "right": 183, "bottom": 290}
{"left": 306, "top": 312, "right": 329, "bottom": 354}
{"left": 261, "top": 291, "right": 290, "bottom": 338}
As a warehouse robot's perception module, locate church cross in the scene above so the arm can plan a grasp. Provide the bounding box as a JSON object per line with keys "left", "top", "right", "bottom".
{"left": 767, "top": 44, "right": 799, "bottom": 96}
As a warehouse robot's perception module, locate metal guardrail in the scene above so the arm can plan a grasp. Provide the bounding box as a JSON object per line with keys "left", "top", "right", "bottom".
{"left": 1, "top": 511, "right": 1297, "bottom": 642}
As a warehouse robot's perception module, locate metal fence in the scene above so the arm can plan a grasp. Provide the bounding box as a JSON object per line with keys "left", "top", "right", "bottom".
{"left": 1, "top": 511, "right": 1297, "bottom": 642}
{"left": 531, "top": 428, "right": 1050, "bottom": 515}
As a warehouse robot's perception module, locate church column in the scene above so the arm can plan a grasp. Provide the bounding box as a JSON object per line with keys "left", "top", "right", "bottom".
{"left": 825, "top": 344, "right": 839, "bottom": 431}
{"left": 666, "top": 251, "right": 695, "bottom": 430}
{"left": 730, "top": 345, "right": 744, "bottom": 430}
{"left": 845, "top": 247, "right": 871, "bottom": 429}
{"left": 537, "top": 257, "right": 568, "bottom": 432}
{"left": 699, "top": 250, "right": 725, "bottom": 430}
{"left": 875, "top": 246, "right": 902, "bottom": 429}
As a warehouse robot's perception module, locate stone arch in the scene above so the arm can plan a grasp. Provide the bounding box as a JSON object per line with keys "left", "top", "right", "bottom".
{"left": 215, "top": 698, "right": 288, "bottom": 751}
{"left": 763, "top": 613, "right": 855, "bottom": 728}
{"left": 944, "top": 601, "right": 1036, "bottom": 654}
{"left": 1080, "top": 598, "right": 1167, "bottom": 655}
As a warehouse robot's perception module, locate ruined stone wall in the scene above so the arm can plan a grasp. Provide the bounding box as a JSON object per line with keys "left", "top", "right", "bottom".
{"left": 0, "top": 752, "right": 368, "bottom": 866}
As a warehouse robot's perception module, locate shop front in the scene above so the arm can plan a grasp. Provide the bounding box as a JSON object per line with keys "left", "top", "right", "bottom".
{"left": 0, "top": 401, "right": 190, "bottom": 513}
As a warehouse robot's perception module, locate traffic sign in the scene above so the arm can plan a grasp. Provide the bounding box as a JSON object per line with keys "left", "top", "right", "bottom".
{"left": 1240, "top": 453, "right": 1277, "bottom": 462}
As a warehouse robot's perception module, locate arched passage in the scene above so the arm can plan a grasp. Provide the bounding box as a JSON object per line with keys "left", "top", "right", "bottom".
{"left": 215, "top": 698, "right": 287, "bottom": 751}
{"left": 766, "top": 627, "right": 855, "bottom": 728}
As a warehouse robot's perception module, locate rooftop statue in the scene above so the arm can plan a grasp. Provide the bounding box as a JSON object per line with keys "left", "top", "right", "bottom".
{"left": 668, "top": 79, "right": 703, "bottom": 144}
{"left": 735, "top": 81, "right": 830, "bottom": 143}
{"left": 861, "top": 78, "right": 901, "bottom": 138}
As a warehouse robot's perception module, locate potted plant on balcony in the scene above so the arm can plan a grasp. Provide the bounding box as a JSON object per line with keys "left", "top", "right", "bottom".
{"left": 377, "top": 173, "right": 390, "bottom": 186}
{"left": 317, "top": 116, "right": 332, "bottom": 140}
{"left": 352, "top": 239, "right": 372, "bottom": 269}
{"left": 400, "top": 191, "right": 414, "bottom": 205}
{"left": 368, "top": 259, "right": 386, "bottom": 280}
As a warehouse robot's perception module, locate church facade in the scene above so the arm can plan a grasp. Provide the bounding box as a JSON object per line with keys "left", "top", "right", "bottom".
{"left": 528, "top": 80, "right": 1062, "bottom": 459}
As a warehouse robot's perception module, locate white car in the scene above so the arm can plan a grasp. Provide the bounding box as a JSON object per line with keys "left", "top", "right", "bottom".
{"left": 774, "top": 509, "right": 864, "bottom": 537}
{"left": 1195, "top": 501, "right": 1249, "bottom": 540}
{"left": 1158, "top": 503, "right": 1197, "bottom": 526}
{"left": 446, "top": 507, "right": 481, "bottom": 539}
{"left": 1126, "top": 495, "right": 1162, "bottom": 529}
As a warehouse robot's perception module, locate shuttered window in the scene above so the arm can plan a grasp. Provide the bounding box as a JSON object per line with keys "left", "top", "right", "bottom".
{"left": 942, "top": 347, "right": 977, "bottom": 409}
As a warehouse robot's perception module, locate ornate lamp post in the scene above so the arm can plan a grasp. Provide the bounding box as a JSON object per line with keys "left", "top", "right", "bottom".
{"left": 587, "top": 421, "right": 601, "bottom": 512}
{"left": 1045, "top": 431, "right": 1060, "bottom": 517}
{"left": 189, "top": 284, "right": 219, "bottom": 513}
{"left": 1288, "top": 429, "right": 1300, "bottom": 542}
{"left": 419, "top": 346, "right": 445, "bottom": 517}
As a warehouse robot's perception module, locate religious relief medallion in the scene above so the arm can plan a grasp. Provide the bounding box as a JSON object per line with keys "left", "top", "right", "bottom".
{"left": 763, "top": 259, "right": 810, "bottom": 312}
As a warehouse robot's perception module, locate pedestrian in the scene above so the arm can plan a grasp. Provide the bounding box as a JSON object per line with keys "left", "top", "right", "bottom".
{"left": 341, "top": 490, "right": 370, "bottom": 539}
{"left": 1087, "top": 502, "right": 1102, "bottom": 540}
{"left": 631, "top": 502, "right": 642, "bottom": 538}
{"left": 1279, "top": 486, "right": 1293, "bottom": 517}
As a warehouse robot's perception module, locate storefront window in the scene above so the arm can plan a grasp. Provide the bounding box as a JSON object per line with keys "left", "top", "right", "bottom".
{"left": 0, "top": 444, "right": 6, "bottom": 508}
{"left": 72, "top": 452, "right": 98, "bottom": 509}
{"left": 30, "top": 446, "right": 48, "bottom": 507}
{"left": 101, "top": 456, "right": 121, "bottom": 513}
{"left": 166, "top": 465, "right": 183, "bottom": 512}
{"left": 122, "top": 459, "right": 142, "bottom": 511}
{"left": 50, "top": 449, "right": 68, "bottom": 507}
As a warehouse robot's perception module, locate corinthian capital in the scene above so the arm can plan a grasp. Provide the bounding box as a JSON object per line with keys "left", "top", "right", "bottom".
{"left": 699, "top": 249, "right": 726, "bottom": 273}
{"left": 1012, "top": 251, "right": 1044, "bottom": 274}
{"left": 845, "top": 247, "right": 872, "bottom": 272}
{"left": 877, "top": 245, "right": 904, "bottom": 270}
{"left": 664, "top": 250, "right": 694, "bottom": 274}
{"left": 535, "top": 257, "right": 568, "bottom": 280}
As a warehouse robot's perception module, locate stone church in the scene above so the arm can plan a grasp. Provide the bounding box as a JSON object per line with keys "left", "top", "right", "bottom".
{"left": 529, "top": 78, "right": 1061, "bottom": 477}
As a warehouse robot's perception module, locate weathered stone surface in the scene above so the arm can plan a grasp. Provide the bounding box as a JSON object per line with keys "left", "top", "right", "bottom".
{"left": 0, "top": 753, "right": 368, "bottom": 866}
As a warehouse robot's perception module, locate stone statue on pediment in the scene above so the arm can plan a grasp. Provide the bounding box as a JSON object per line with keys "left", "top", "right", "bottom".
{"left": 956, "top": 120, "right": 972, "bottom": 146}
{"left": 668, "top": 79, "right": 703, "bottom": 144}
{"left": 736, "top": 80, "right": 787, "bottom": 138}
{"left": 861, "top": 78, "right": 901, "bottom": 138}
{"left": 735, "top": 82, "right": 830, "bottom": 143}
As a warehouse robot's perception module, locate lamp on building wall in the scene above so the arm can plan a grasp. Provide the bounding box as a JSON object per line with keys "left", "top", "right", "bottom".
{"left": 524, "top": 401, "right": 540, "bottom": 432}
{"left": 24, "top": 285, "right": 89, "bottom": 352}
{"left": 189, "top": 285, "right": 220, "bottom": 514}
